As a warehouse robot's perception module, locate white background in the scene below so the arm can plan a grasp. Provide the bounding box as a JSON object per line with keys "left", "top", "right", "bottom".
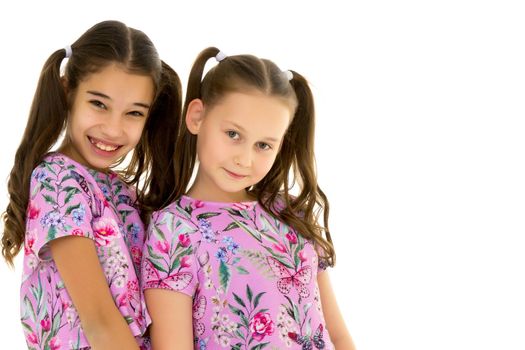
{"left": 1, "top": 1, "right": 524, "bottom": 349}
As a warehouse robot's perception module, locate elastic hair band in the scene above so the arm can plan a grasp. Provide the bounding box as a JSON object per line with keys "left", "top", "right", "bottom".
{"left": 215, "top": 51, "right": 227, "bottom": 62}
{"left": 64, "top": 45, "right": 72, "bottom": 58}
{"left": 284, "top": 70, "right": 293, "bottom": 81}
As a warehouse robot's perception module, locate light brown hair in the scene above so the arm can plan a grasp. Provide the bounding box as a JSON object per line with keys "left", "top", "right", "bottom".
{"left": 157, "top": 47, "right": 335, "bottom": 266}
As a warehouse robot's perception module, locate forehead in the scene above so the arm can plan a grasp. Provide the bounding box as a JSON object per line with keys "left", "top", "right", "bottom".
{"left": 78, "top": 63, "right": 155, "bottom": 102}
{"left": 208, "top": 92, "right": 293, "bottom": 138}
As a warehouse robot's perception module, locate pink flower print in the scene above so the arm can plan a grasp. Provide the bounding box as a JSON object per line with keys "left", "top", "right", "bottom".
{"left": 72, "top": 228, "right": 84, "bottom": 236}
{"left": 298, "top": 249, "right": 307, "bottom": 263}
{"left": 40, "top": 317, "right": 51, "bottom": 332}
{"left": 27, "top": 333, "right": 38, "bottom": 344}
{"left": 131, "top": 246, "right": 142, "bottom": 265}
{"left": 285, "top": 232, "right": 297, "bottom": 244}
{"left": 233, "top": 202, "right": 254, "bottom": 211}
{"left": 109, "top": 172, "right": 118, "bottom": 180}
{"left": 273, "top": 243, "right": 287, "bottom": 253}
{"left": 24, "top": 237, "right": 35, "bottom": 256}
{"left": 49, "top": 336, "right": 60, "bottom": 350}
{"left": 156, "top": 240, "right": 170, "bottom": 254}
{"left": 178, "top": 233, "right": 191, "bottom": 247}
{"left": 95, "top": 190, "right": 109, "bottom": 207}
{"left": 194, "top": 200, "right": 204, "bottom": 208}
{"left": 27, "top": 201, "right": 40, "bottom": 220}
{"left": 93, "top": 218, "right": 120, "bottom": 246}
{"left": 117, "top": 292, "right": 128, "bottom": 307}
{"left": 180, "top": 255, "right": 192, "bottom": 269}
{"left": 249, "top": 312, "right": 275, "bottom": 341}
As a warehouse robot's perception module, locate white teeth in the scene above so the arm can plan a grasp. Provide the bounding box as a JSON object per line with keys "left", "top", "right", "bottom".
{"left": 90, "top": 138, "right": 118, "bottom": 152}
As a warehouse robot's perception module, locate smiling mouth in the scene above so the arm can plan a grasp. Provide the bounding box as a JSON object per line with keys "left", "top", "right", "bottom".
{"left": 88, "top": 137, "right": 121, "bottom": 152}
{"left": 224, "top": 169, "right": 247, "bottom": 179}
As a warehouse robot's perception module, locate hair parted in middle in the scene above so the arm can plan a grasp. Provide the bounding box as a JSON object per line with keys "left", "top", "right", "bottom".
{"left": 154, "top": 46, "right": 335, "bottom": 266}
{"left": 1, "top": 20, "right": 183, "bottom": 265}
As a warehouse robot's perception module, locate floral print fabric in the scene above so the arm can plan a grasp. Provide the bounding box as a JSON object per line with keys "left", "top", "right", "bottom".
{"left": 20, "top": 153, "right": 150, "bottom": 349}
{"left": 142, "top": 195, "right": 333, "bottom": 349}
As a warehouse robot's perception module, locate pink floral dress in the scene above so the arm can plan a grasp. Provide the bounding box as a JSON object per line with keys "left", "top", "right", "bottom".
{"left": 20, "top": 153, "right": 151, "bottom": 349}
{"left": 142, "top": 195, "right": 334, "bottom": 350}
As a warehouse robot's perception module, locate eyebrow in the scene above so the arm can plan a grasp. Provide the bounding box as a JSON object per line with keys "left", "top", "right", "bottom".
{"left": 227, "top": 121, "right": 280, "bottom": 143}
{"left": 86, "top": 90, "right": 151, "bottom": 109}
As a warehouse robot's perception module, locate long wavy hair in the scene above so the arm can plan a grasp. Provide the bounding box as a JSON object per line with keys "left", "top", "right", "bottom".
{"left": 1, "top": 20, "right": 182, "bottom": 266}
{"left": 161, "top": 46, "right": 335, "bottom": 266}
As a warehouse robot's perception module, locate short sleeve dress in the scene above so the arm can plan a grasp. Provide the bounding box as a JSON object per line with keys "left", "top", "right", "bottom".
{"left": 142, "top": 195, "right": 333, "bottom": 350}
{"left": 20, "top": 153, "right": 151, "bottom": 350}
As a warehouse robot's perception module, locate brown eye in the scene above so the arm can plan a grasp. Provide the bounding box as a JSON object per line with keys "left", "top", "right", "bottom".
{"left": 89, "top": 100, "right": 107, "bottom": 110}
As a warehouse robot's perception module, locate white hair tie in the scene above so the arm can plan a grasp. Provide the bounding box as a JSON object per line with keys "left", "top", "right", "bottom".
{"left": 215, "top": 51, "right": 227, "bottom": 62}
{"left": 284, "top": 70, "right": 293, "bottom": 81}
{"left": 64, "top": 45, "right": 72, "bottom": 58}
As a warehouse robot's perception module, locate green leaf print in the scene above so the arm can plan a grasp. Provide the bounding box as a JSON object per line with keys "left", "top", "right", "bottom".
{"left": 42, "top": 194, "right": 57, "bottom": 205}
{"left": 64, "top": 187, "right": 81, "bottom": 204}
{"left": 253, "top": 292, "right": 265, "bottom": 309}
{"left": 175, "top": 204, "right": 192, "bottom": 220}
{"left": 65, "top": 203, "right": 80, "bottom": 215}
{"left": 250, "top": 342, "right": 270, "bottom": 350}
{"left": 230, "top": 216, "right": 262, "bottom": 242}
{"left": 232, "top": 292, "right": 246, "bottom": 308}
{"left": 119, "top": 210, "right": 133, "bottom": 223}
{"left": 235, "top": 266, "right": 249, "bottom": 275}
{"left": 125, "top": 316, "right": 134, "bottom": 324}
{"left": 148, "top": 258, "right": 168, "bottom": 273}
{"left": 23, "top": 296, "right": 36, "bottom": 323}
{"left": 196, "top": 212, "right": 221, "bottom": 220}
{"left": 162, "top": 212, "right": 175, "bottom": 232}
{"left": 47, "top": 226, "right": 57, "bottom": 241}
{"left": 52, "top": 311, "right": 61, "bottom": 335}
{"left": 240, "top": 249, "right": 275, "bottom": 279}
{"left": 246, "top": 284, "right": 253, "bottom": 303}
{"left": 44, "top": 163, "right": 57, "bottom": 175}
{"left": 228, "top": 303, "right": 244, "bottom": 316}
{"left": 153, "top": 224, "right": 167, "bottom": 241}
{"left": 147, "top": 244, "right": 163, "bottom": 260}
{"left": 219, "top": 260, "right": 231, "bottom": 291}
{"left": 41, "top": 181, "right": 55, "bottom": 192}
{"left": 223, "top": 221, "right": 239, "bottom": 231}
{"left": 21, "top": 321, "right": 32, "bottom": 333}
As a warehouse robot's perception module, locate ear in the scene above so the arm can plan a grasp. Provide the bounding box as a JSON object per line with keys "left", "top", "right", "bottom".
{"left": 61, "top": 76, "right": 68, "bottom": 94}
{"left": 185, "top": 98, "right": 205, "bottom": 135}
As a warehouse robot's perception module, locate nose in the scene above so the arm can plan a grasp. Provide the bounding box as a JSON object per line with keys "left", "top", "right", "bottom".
{"left": 234, "top": 147, "right": 252, "bottom": 168}
{"left": 100, "top": 113, "right": 124, "bottom": 139}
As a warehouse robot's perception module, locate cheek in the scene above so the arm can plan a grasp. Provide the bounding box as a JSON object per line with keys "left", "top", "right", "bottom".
{"left": 127, "top": 120, "right": 147, "bottom": 146}
{"left": 256, "top": 154, "right": 278, "bottom": 175}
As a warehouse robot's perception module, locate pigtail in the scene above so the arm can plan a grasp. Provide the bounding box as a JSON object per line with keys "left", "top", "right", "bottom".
{"left": 254, "top": 70, "right": 335, "bottom": 267}
{"left": 288, "top": 71, "right": 335, "bottom": 267}
{"left": 135, "top": 60, "right": 183, "bottom": 222}
{"left": 2, "top": 49, "right": 69, "bottom": 266}
{"left": 170, "top": 47, "right": 222, "bottom": 203}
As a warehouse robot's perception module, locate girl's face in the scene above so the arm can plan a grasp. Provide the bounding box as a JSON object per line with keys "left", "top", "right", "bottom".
{"left": 187, "top": 92, "right": 293, "bottom": 202}
{"left": 61, "top": 63, "right": 154, "bottom": 171}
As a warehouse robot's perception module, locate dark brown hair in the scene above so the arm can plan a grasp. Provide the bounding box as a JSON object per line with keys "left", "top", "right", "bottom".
{"left": 163, "top": 47, "right": 335, "bottom": 266}
{"left": 1, "top": 20, "right": 182, "bottom": 266}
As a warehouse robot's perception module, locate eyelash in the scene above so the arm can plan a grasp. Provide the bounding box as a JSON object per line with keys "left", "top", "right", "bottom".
{"left": 89, "top": 100, "right": 145, "bottom": 117}
{"left": 89, "top": 100, "right": 106, "bottom": 110}
{"left": 226, "top": 130, "right": 272, "bottom": 150}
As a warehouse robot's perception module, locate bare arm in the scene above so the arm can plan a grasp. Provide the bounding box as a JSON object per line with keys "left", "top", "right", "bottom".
{"left": 145, "top": 288, "right": 194, "bottom": 350}
{"left": 50, "top": 236, "right": 139, "bottom": 350}
{"left": 318, "top": 271, "right": 356, "bottom": 350}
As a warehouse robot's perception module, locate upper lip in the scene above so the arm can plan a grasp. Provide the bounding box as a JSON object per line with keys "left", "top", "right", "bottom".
{"left": 225, "top": 169, "right": 247, "bottom": 177}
